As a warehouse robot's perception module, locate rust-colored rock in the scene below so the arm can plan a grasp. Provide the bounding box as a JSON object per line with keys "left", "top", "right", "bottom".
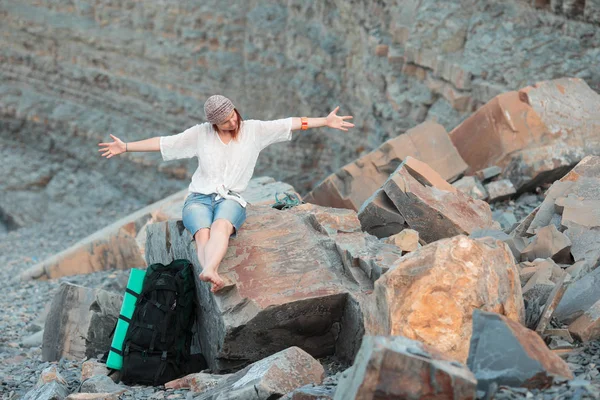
{"left": 145, "top": 204, "right": 402, "bottom": 371}
{"left": 468, "top": 310, "right": 574, "bottom": 391}
{"left": 450, "top": 78, "right": 600, "bottom": 191}
{"left": 568, "top": 299, "right": 600, "bottom": 342}
{"left": 334, "top": 336, "right": 477, "bottom": 400}
{"left": 372, "top": 235, "right": 525, "bottom": 362}
{"left": 81, "top": 359, "right": 111, "bottom": 382}
{"left": 383, "top": 157, "right": 497, "bottom": 244}
{"left": 304, "top": 121, "right": 467, "bottom": 211}
{"left": 384, "top": 229, "right": 420, "bottom": 253}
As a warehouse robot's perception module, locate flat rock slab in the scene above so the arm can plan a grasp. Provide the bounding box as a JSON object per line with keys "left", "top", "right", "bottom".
{"left": 42, "top": 282, "right": 122, "bottom": 362}
{"left": 383, "top": 157, "right": 497, "bottom": 244}
{"left": 468, "top": 310, "right": 574, "bottom": 391}
{"left": 334, "top": 336, "right": 476, "bottom": 400}
{"left": 449, "top": 78, "right": 600, "bottom": 191}
{"left": 196, "top": 347, "right": 324, "bottom": 400}
{"left": 304, "top": 121, "right": 467, "bottom": 211}
{"left": 371, "top": 235, "right": 524, "bottom": 362}
{"left": 145, "top": 204, "right": 402, "bottom": 371}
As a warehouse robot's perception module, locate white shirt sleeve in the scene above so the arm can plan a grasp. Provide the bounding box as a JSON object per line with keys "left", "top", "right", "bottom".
{"left": 253, "top": 118, "right": 293, "bottom": 151}
{"left": 159, "top": 124, "right": 202, "bottom": 161}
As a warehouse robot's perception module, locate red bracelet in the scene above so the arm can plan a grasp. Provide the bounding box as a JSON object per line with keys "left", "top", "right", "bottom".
{"left": 301, "top": 117, "right": 308, "bottom": 130}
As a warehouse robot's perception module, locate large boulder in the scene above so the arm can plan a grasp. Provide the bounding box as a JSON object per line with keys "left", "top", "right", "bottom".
{"left": 20, "top": 177, "right": 296, "bottom": 280}
{"left": 450, "top": 78, "right": 600, "bottom": 192}
{"left": 145, "top": 203, "right": 403, "bottom": 371}
{"left": 370, "top": 235, "right": 525, "bottom": 363}
{"left": 334, "top": 336, "right": 476, "bottom": 400}
{"left": 379, "top": 157, "right": 497, "bottom": 243}
{"left": 304, "top": 121, "right": 467, "bottom": 211}
{"left": 42, "top": 283, "right": 122, "bottom": 361}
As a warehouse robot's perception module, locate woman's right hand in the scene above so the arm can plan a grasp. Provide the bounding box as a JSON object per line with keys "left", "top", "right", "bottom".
{"left": 98, "top": 134, "right": 126, "bottom": 158}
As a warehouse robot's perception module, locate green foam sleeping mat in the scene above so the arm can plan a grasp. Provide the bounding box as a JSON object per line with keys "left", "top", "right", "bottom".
{"left": 106, "top": 268, "right": 146, "bottom": 370}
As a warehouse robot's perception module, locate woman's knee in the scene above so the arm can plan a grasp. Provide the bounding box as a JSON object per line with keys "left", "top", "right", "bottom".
{"left": 194, "top": 228, "right": 211, "bottom": 245}
{"left": 211, "top": 218, "right": 234, "bottom": 235}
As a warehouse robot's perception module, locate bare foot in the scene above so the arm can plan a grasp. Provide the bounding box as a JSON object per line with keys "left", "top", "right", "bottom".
{"left": 199, "top": 270, "right": 225, "bottom": 293}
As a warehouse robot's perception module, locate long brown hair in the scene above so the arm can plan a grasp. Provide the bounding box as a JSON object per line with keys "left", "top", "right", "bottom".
{"left": 212, "top": 109, "right": 243, "bottom": 141}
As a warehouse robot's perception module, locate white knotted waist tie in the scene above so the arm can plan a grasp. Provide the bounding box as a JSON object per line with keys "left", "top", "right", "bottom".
{"left": 215, "top": 184, "right": 247, "bottom": 208}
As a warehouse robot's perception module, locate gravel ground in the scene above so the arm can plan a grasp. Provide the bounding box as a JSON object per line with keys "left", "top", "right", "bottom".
{"left": 2, "top": 189, "right": 600, "bottom": 399}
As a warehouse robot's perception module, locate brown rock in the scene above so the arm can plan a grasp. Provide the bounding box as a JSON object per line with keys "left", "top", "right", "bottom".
{"left": 334, "top": 336, "right": 477, "bottom": 400}
{"left": 374, "top": 44, "right": 389, "bottom": 56}
{"left": 450, "top": 78, "right": 600, "bottom": 191}
{"left": 535, "top": 273, "right": 570, "bottom": 334}
{"left": 66, "top": 394, "right": 120, "bottom": 400}
{"left": 520, "top": 225, "right": 572, "bottom": 263}
{"left": 383, "top": 157, "right": 497, "bottom": 244}
{"left": 304, "top": 121, "right": 467, "bottom": 211}
{"left": 38, "top": 365, "right": 67, "bottom": 386}
{"left": 196, "top": 347, "right": 323, "bottom": 400}
{"left": 372, "top": 235, "right": 524, "bottom": 362}
{"left": 568, "top": 299, "right": 600, "bottom": 342}
{"left": 145, "top": 204, "right": 401, "bottom": 371}
{"left": 468, "top": 310, "right": 574, "bottom": 391}
{"left": 42, "top": 283, "right": 122, "bottom": 362}
{"left": 485, "top": 179, "right": 516, "bottom": 202}
{"left": 81, "top": 359, "right": 111, "bottom": 382}
{"left": 384, "top": 229, "right": 420, "bottom": 253}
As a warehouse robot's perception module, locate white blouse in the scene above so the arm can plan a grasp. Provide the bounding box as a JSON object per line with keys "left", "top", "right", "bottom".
{"left": 159, "top": 118, "right": 293, "bottom": 206}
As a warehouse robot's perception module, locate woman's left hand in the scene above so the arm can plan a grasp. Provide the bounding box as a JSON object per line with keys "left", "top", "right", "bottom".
{"left": 326, "top": 106, "right": 355, "bottom": 132}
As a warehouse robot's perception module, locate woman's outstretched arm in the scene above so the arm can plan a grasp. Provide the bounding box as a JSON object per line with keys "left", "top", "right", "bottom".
{"left": 291, "top": 106, "right": 354, "bottom": 132}
{"left": 98, "top": 135, "right": 161, "bottom": 158}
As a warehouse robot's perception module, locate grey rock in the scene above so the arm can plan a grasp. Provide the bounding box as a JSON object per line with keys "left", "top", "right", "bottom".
{"left": 22, "top": 381, "right": 69, "bottom": 400}
{"left": 42, "top": 283, "right": 122, "bottom": 362}
{"left": 468, "top": 310, "right": 573, "bottom": 391}
{"left": 555, "top": 267, "right": 600, "bottom": 324}
{"left": 80, "top": 375, "right": 127, "bottom": 394}
{"left": 358, "top": 189, "right": 407, "bottom": 239}
{"left": 22, "top": 330, "right": 44, "bottom": 348}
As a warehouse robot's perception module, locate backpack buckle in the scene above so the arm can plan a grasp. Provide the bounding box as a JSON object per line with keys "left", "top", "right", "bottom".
{"left": 161, "top": 351, "right": 167, "bottom": 361}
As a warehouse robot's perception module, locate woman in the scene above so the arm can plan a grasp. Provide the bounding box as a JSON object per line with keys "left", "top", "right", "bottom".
{"left": 99, "top": 95, "right": 354, "bottom": 293}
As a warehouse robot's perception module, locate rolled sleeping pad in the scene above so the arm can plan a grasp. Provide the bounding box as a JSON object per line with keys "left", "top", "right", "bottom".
{"left": 106, "top": 268, "right": 146, "bottom": 370}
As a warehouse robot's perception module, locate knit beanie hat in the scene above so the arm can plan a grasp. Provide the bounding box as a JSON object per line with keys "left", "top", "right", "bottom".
{"left": 204, "top": 95, "right": 235, "bottom": 125}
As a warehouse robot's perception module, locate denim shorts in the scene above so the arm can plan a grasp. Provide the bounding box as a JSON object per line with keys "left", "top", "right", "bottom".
{"left": 182, "top": 193, "right": 247, "bottom": 239}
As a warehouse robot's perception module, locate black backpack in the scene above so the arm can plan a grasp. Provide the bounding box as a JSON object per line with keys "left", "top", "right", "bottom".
{"left": 120, "top": 259, "right": 203, "bottom": 385}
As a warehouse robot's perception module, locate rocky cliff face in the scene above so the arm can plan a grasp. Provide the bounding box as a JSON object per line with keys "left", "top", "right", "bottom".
{"left": 1, "top": 0, "right": 599, "bottom": 235}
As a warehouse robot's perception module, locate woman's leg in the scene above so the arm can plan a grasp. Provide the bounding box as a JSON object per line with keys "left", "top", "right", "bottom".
{"left": 194, "top": 228, "right": 211, "bottom": 267}
{"left": 199, "top": 219, "right": 234, "bottom": 292}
